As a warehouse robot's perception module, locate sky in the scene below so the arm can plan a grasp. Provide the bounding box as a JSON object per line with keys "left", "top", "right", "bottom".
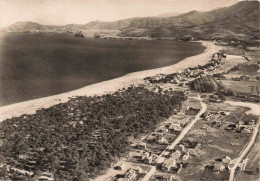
{"left": 0, "top": 0, "right": 239, "bottom": 28}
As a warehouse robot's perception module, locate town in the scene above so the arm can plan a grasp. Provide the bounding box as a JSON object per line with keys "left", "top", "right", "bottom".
{"left": 94, "top": 42, "right": 260, "bottom": 181}
{"left": 0, "top": 42, "right": 259, "bottom": 181}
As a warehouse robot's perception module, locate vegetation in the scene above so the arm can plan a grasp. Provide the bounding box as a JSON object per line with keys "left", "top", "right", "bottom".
{"left": 0, "top": 86, "right": 185, "bottom": 180}
{"left": 74, "top": 31, "right": 84, "bottom": 38}
{"left": 2, "top": 2, "right": 259, "bottom": 44}
{"left": 190, "top": 75, "right": 225, "bottom": 93}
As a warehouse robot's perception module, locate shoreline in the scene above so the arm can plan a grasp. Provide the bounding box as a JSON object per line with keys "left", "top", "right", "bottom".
{"left": 0, "top": 41, "right": 221, "bottom": 122}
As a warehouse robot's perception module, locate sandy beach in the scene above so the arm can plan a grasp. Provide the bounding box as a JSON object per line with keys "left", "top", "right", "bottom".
{"left": 0, "top": 41, "right": 222, "bottom": 122}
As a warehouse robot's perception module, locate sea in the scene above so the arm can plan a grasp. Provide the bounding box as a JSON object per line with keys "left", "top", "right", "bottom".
{"left": 0, "top": 32, "right": 205, "bottom": 106}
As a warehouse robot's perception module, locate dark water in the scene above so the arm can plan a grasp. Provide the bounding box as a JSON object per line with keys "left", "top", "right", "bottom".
{"left": 0, "top": 33, "right": 205, "bottom": 106}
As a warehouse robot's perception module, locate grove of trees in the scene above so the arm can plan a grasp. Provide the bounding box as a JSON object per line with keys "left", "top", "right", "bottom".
{"left": 0, "top": 85, "right": 185, "bottom": 180}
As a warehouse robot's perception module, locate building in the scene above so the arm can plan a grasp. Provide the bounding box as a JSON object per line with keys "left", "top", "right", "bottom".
{"left": 168, "top": 123, "right": 182, "bottom": 133}
{"left": 116, "top": 168, "right": 137, "bottom": 181}
{"left": 114, "top": 163, "right": 126, "bottom": 171}
{"left": 175, "top": 144, "right": 185, "bottom": 153}
{"left": 134, "top": 142, "right": 147, "bottom": 150}
{"left": 18, "top": 154, "right": 29, "bottom": 160}
{"left": 239, "top": 158, "right": 249, "bottom": 171}
{"left": 213, "top": 162, "right": 225, "bottom": 174}
{"left": 164, "top": 122, "right": 172, "bottom": 129}
{"left": 162, "top": 159, "right": 177, "bottom": 172}
{"left": 156, "top": 128, "right": 169, "bottom": 134}
{"left": 221, "top": 156, "right": 231, "bottom": 166}
{"left": 150, "top": 173, "right": 174, "bottom": 181}
{"left": 182, "top": 153, "right": 190, "bottom": 161}
{"left": 143, "top": 155, "right": 153, "bottom": 165}
{"left": 38, "top": 172, "right": 54, "bottom": 181}
{"left": 132, "top": 150, "right": 147, "bottom": 160}
{"left": 248, "top": 120, "right": 256, "bottom": 126}
{"left": 146, "top": 135, "right": 156, "bottom": 143}
{"left": 170, "top": 150, "right": 181, "bottom": 160}
{"left": 162, "top": 151, "right": 171, "bottom": 158}
{"left": 155, "top": 157, "right": 166, "bottom": 170}
{"left": 209, "top": 94, "right": 222, "bottom": 103}
{"left": 240, "top": 75, "right": 249, "bottom": 81}
{"left": 241, "top": 127, "right": 253, "bottom": 133}
{"left": 159, "top": 137, "right": 168, "bottom": 145}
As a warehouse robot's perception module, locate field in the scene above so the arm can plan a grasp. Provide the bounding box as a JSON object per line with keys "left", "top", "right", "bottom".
{"left": 220, "top": 80, "right": 260, "bottom": 94}
{"left": 235, "top": 127, "right": 260, "bottom": 181}
{"left": 177, "top": 101, "right": 255, "bottom": 181}
{"left": 224, "top": 46, "right": 260, "bottom": 77}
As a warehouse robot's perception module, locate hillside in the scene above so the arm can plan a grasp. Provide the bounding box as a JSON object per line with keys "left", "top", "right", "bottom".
{"left": 120, "top": 1, "right": 260, "bottom": 42}
{"left": 156, "top": 12, "right": 180, "bottom": 17}
{"left": 1, "top": 1, "right": 260, "bottom": 43}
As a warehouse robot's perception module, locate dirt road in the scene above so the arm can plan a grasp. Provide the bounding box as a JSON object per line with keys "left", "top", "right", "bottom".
{"left": 227, "top": 101, "right": 260, "bottom": 181}
{"left": 154, "top": 96, "right": 207, "bottom": 163}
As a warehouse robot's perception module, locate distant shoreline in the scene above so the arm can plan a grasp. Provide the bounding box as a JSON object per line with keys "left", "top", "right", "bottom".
{"left": 0, "top": 33, "right": 205, "bottom": 107}
{"left": 0, "top": 41, "right": 221, "bottom": 122}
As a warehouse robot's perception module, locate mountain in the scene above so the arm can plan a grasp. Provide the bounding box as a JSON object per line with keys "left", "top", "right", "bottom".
{"left": 156, "top": 12, "right": 180, "bottom": 17}
{"left": 121, "top": 1, "right": 259, "bottom": 39}
{"left": 2, "top": 1, "right": 260, "bottom": 43}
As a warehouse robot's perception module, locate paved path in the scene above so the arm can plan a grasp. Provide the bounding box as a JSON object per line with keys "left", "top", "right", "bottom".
{"left": 141, "top": 166, "right": 156, "bottom": 181}
{"left": 228, "top": 121, "right": 260, "bottom": 181}
{"left": 154, "top": 96, "right": 207, "bottom": 163}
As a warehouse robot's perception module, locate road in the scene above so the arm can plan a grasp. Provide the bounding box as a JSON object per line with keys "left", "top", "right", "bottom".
{"left": 226, "top": 101, "right": 260, "bottom": 181}
{"left": 141, "top": 166, "right": 156, "bottom": 181}
{"left": 154, "top": 96, "right": 207, "bottom": 163}
{"left": 228, "top": 121, "right": 260, "bottom": 181}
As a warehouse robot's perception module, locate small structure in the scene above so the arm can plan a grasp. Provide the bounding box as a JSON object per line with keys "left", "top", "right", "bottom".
{"left": 241, "top": 127, "right": 253, "bottom": 133}
{"left": 143, "top": 155, "right": 153, "bottom": 165}
{"left": 213, "top": 162, "right": 225, "bottom": 174}
{"left": 115, "top": 168, "right": 141, "bottom": 181}
{"left": 134, "top": 142, "right": 147, "bottom": 150}
{"left": 182, "top": 152, "right": 190, "bottom": 161}
{"left": 159, "top": 137, "right": 168, "bottom": 145}
{"left": 169, "top": 123, "right": 182, "bottom": 133}
{"left": 221, "top": 156, "right": 231, "bottom": 166}
{"left": 38, "top": 172, "right": 54, "bottom": 181}
{"left": 18, "top": 154, "right": 29, "bottom": 160}
{"left": 155, "top": 157, "right": 166, "bottom": 170}
{"left": 156, "top": 128, "right": 169, "bottom": 134}
{"left": 248, "top": 120, "right": 256, "bottom": 126}
{"left": 239, "top": 158, "right": 249, "bottom": 171}
{"left": 150, "top": 173, "right": 174, "bottom": 181}
{"left": 209, "top": 94, "right": 222, "bottom": 103}
{"left": 162, "top": 159, "right": 177, "bottom": 172}
{"left": 175, "top": 144, "right": 185, "bottom": 153}
{"left": 132, "top": 150, "right": 146, "bottom": 160}
{"left": 170, "top": 150, "right": 181, "bottom": 160}
{"left": 146, "top": 135, "right": 157, "bottom": 143}
{"left": 240, "top": 75, "right": 249, "bottom": 81}
{"left": 185, "top": 107, "right": 200, "bottom": 116}
{"left": 162, "top": 151, "right": 171, "bottom": 158}
{"left": 164, "top": 122, "right": 172, "bottom": 129}
{"left": 114, "top": 163, "right": 126, "bottom": 171}
{"left": 214, "top": 120, "right": 222, "bottom": 127}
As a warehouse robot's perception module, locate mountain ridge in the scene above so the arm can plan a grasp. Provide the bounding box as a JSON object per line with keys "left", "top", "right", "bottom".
{"left": 1, "top": 1, "right": 260, "bottom": 43}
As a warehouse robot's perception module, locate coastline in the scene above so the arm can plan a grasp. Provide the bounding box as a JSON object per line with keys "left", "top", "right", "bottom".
{"left": 0, "top": 41, "right": 221, "bottom": 122}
